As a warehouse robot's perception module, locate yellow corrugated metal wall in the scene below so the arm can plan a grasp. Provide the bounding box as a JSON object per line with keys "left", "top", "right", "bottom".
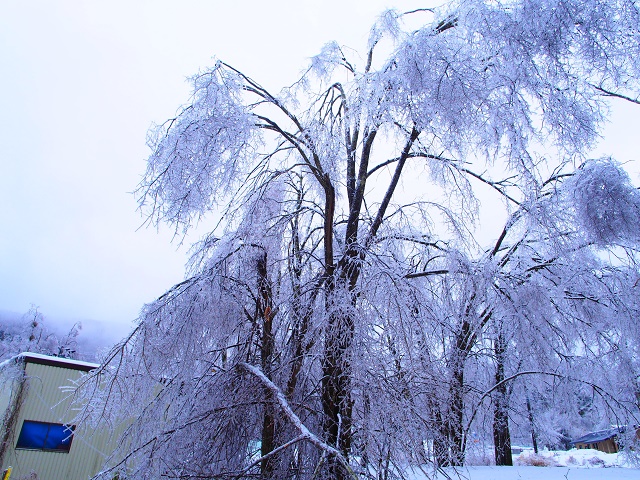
{"left": 1, "top": 361, "right": 116, "bottom": 480}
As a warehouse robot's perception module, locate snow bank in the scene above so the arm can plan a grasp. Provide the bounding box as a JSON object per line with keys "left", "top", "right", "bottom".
{"left": 428, "top": 465, "right": 640, "bottom": 479}
{"left": 406, "top": 448, "right": 640, "bottom": 479}
{"left": 515, "top": 447, "right": 628, "bottom": 468}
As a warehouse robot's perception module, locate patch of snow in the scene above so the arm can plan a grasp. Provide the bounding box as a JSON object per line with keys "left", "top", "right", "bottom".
{"left": 427, "top": 466, "right": 640, "bottom": 479}
{"left": 515, "top": 447, "right": 629, "bottom": 468}
{"left": 406, "top": 448, "right": 640, "bottom": 479}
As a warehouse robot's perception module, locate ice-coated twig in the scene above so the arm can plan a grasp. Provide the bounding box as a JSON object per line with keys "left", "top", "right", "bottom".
{"left": 237, "top": 362, "right": 356, "bottom": 478}
{"left": 235, "top": 434, "right": 306, "bottom": 477}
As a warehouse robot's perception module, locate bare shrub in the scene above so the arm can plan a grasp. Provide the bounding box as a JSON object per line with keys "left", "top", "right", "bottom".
{"left": 588, "top": 456, "right": 606, "bottom": 466}
{"left": 516, "top": 454, "right": 559, "bottom": 467}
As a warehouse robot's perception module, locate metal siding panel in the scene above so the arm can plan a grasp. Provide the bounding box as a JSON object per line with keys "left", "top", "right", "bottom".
{"left": 2, "top": 362, "right": 113, "bottom": 480}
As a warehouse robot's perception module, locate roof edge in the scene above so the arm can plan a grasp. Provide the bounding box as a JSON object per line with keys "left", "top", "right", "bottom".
{"left": 19, "top": 352, "right": 99, "bottom": 372}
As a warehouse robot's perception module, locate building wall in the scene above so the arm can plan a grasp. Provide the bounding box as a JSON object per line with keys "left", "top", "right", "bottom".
{"left": 575, "top": 438, "right": 618, "bottom": 453}
{"left": 1, "top": 361, "right": 113, "bottom": 480}
{"left": 597, "top": 438, "right": 618, "bottom": 454}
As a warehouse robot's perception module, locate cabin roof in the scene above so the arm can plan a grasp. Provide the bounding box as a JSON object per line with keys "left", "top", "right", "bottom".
{"left": 571, "top": 427, "right": 624, "bottom": 445}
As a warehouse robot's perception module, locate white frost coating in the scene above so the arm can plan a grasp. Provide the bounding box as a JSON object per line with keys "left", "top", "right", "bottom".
{"left": 378, "top": 0, "right": 640, "bottom": 167}
{"left": 310, "top": 42, "right": 344, "bottom": 79}
{"left": 367, "top": 9, "right": 403, "bottom": 50}
{"left": 76, "top": 1, "right": 640, "bottom": 478}
{"left": 139, "top": 62, "right": 259, "bottom": 232}
{"left": 0, "top": 307, "right": 83, "bottom": 362}
{"left": 565, "top": 158, "right": 640, "bottom": 246}
{"left": 18, "top": 352, "right": 99, "bottom": 370}
{"left": 0, "top": 353, "right": 21, "bottom": 372}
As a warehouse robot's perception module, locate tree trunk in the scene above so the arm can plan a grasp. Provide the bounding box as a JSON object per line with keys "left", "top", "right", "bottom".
{"left": 492, "top": 333, "right": 513, "bottom": 466}
{"left": 257, "top": 251, "right": 277, "bottom": 478}
{"left": 436, "top": 318, "right": 476, "bottom": 467}
{"left": 432, "top": 435, "right": 450, "bottom": 468}
{"left": 447, "top": 363, "right": 466, "bottom": 466}
{"left": 321, "top": 307, "right": 355, "bottom": 480}
{"left": 525, "top": 394, "right": 538, "bottom": 454}
{"left": 320, "top": 179, "right": 356, "bottom": 479}
{"left": 433, "top": 356, "right": 466, "bottom": 467}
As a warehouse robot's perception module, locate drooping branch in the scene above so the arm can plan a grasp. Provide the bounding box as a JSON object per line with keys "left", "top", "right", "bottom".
{"left": 234, "top": 435, "right": 306, "bottom": 479}
{"left": 457, "top": 167, "right": 521, "bottom": 206}
{"left": 237, "top": 362, "right": 356, "bottom": 478}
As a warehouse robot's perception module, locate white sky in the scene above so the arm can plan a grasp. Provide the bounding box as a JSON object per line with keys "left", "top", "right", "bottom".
{"left": 0, "top": 1, "right": 638, "bottom": 345}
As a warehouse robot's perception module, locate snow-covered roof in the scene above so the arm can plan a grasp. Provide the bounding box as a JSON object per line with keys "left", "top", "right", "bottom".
{"left": 17, "top": 352, "right": 99, "bottom": 372}
{"left": 571, "top": 427, "right": 624, "bottom": 445}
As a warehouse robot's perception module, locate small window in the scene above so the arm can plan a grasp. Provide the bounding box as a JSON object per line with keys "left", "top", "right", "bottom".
{"left": 16, "top": 420, "right": 75, "bottom": 452}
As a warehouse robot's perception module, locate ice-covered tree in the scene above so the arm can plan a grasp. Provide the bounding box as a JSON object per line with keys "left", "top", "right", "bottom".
{"left": 0, "top": 307, "right": 81, "bottom": 361}
{"left": 413, "top": 162, "right": 640, "bottom": 466}
{"left": 76, "top": 0, "right": 640, "bottom": 478}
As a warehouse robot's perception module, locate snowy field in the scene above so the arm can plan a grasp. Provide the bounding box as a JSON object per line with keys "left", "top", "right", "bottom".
{"left": 408, "top": 448, "right": 640, "bottom": 479}
{"left": 429, "top": 466, "right": 640, "bottom": 479}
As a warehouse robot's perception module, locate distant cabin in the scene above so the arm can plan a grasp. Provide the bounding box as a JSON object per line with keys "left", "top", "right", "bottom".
{"left": 570, "top": 427, "right": 625, "bottom": 454}
{"left": 0, "top": 352, "right": 111, "bottom": 480}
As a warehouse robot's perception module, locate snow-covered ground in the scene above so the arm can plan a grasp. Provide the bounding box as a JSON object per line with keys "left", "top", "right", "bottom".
{"left": 514, "top": 446, "right": 631, "bottom": 468}
{"left": 407, "top": 448, "right": 640, "bottom": 479}
{"left": 429, "top": 466, "right": 640, "bottom": 479}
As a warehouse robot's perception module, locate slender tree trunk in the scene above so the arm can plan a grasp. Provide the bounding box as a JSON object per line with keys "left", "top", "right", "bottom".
{"left": 322, "top": 268, "right": 360, "bottom": 477}
{"left": 492, "top": 332, "right": 513, "bottom": 466}
{"left": 257, "top": 251, "right": 277, "bottom": 478}
{"left": 525, "top": 394, "right": 538, "bottom": 454}
{"left": 286, "top": 191, "right": 309, "bottom": 399}
{"left": 360, "top": 393, "right": 370, "bottom": 471}
{"left": 448, "top": 361, "right": 466, "bottom": 466}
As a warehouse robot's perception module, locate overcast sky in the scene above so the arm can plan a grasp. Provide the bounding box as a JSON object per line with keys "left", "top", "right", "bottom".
{"left": 1, "top": 1, "right": 638, "bottom": 347}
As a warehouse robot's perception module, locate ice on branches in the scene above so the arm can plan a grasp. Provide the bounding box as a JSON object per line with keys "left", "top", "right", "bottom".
{"left": 566, "top": 158, "right": 640, "bottom": 246}
{"left": 138, "top": 63, "right": 259, "bottom": 232}
{"left": 379, "top": 0, "right": 640, "bottom": 167}
{"left": 75, "top": 0, "right": 640, "bottom": 478}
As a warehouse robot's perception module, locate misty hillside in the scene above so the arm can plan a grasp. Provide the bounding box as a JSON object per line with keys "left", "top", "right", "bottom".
{"left": 0, "top": 309, "right": 126, "bottom": 362}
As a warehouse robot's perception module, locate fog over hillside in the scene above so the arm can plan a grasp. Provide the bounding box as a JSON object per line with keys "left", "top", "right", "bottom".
{"left": 0, "top": 309, "right": 125, "bottom": 362}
